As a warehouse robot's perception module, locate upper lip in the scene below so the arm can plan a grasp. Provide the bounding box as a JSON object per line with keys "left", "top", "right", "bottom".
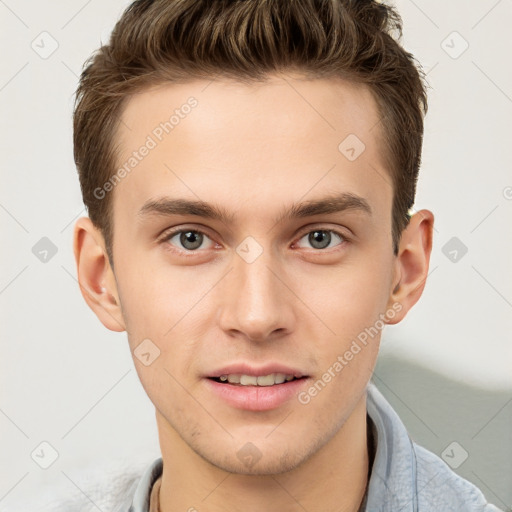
{"left": 207, "top": 362, "right": 308, "bottom": 379}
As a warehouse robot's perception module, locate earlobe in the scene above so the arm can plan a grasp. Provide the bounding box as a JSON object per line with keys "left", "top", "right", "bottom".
{"left": 73, "top": 217, "right": 126, "bottom": 332}
{"left": 386, "top": 209, "right": 434, "bottom": 325}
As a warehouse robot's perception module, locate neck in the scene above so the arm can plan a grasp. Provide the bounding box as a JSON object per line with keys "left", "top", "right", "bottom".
{"left": 156, "top": 393, "right": 370, "bottom": 512}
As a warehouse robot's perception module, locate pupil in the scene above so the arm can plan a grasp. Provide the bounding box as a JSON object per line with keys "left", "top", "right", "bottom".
{"left": 180, "top": 231, "right": 202, "bottom": 250}
{"left": 309, "top": 230, "right": 330, "bottom": 249}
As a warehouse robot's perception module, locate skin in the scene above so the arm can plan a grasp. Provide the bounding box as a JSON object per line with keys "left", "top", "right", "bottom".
{"left": 73, "top": 74, "right": 433, "bottom": 512}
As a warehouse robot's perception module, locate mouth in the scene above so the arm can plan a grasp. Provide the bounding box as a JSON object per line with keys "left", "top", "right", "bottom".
{"left": 205, "top": 373, "right": 311, "bottom": 411}
{"left": 204, "top": 363, "right": 311, "bottom": 410}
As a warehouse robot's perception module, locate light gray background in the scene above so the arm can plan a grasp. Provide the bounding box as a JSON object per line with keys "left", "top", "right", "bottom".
{"left": 1, "top": 0, "right": 511, "bottom": 510}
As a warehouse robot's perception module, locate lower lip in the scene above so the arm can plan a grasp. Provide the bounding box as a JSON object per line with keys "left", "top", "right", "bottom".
{"left": 204, "top": 377, "right": 310, "bottom": 411}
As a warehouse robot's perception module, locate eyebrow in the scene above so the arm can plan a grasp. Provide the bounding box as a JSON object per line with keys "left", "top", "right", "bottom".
{"left": 137, "top": 192, "right": 372, "bottom": 225}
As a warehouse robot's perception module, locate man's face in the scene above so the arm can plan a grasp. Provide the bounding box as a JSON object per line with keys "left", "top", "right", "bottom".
{"left": 110, "top": 75, "right": 398, "bottom": 474}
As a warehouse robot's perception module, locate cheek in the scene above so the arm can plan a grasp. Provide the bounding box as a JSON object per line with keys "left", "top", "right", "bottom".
{"left": 293, "top": 256, "right": 393, "bottom": 389}
{"left": 298, "top": 271, "right": 386, "bottom": 410}
{"left": 297, "top": 255, "right": 392, "bottom": 332}
{"left": 115, "top": 259, "right": 211, "bottom": 402}
{"left": 115, "top": 254, "right": 200, "bottom": 340}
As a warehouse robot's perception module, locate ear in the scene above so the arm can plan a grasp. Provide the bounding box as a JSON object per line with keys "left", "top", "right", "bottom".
{"left": 385, "top": 209, "right": 434, "bottom": 324}
{"left": 73, "top": 217, "right": 126, "bottom": 332}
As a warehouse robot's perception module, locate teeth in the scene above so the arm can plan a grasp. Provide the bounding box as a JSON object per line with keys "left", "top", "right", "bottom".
{"left": 275, "top": 373, "right": 286, "bottom": 384}
{"left": 240, "top": 375, "right": 258, "bottom": 385}
{"left": 217, "top": 373, "right": 297, "bottom": 386}
{"left": 257, "top": 374, "right": 275, "bottom": 386}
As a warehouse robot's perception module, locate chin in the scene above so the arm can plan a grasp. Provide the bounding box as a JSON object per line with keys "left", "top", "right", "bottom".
{"left": 191, "top": 432, "right": 318, "bottom": 477}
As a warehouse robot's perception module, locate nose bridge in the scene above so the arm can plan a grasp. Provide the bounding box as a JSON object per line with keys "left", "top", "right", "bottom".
{"left": 218, "top": 240, "right": 291, "bottom": 341}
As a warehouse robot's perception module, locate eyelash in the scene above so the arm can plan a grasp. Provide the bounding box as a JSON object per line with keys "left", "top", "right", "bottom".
{"left": 158, "top": 226, "right": 350, "bottom": 254}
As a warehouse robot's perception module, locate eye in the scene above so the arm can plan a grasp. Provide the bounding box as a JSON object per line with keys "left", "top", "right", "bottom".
{"left": 294, "top": 229, "right": 347, "bottom": 250}
{"left": 161, "top": 229, "right": 216, "bottom": 252}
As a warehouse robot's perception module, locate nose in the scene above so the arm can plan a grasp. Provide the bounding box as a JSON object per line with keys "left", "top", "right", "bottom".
{"left": 216, "top": 246, "right": 295, "bottom": 343}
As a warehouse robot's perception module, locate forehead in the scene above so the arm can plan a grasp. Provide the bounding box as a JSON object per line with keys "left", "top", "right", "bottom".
{"left": 119, "top": 75, "right": 384, "bottom": 150}
{"left": 112, "top": 75, "right": 391, "bottom": 228}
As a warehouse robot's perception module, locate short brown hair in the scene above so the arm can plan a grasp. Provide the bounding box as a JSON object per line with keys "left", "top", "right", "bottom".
{"left": 73, "top": 0, "right": 428, "bottom": 265}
